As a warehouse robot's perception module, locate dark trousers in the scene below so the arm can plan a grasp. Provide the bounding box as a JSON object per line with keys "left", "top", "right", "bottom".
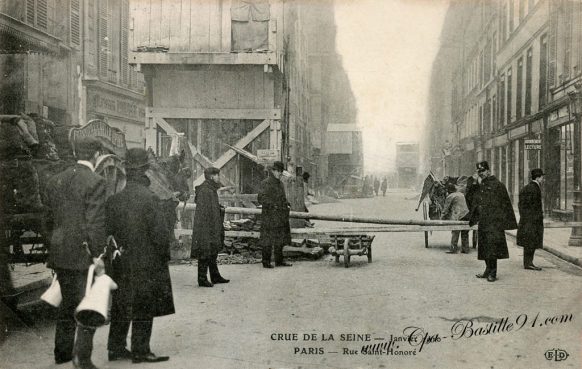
{"left": 450, "top": 230, "right": 469, "bottom": 252}
{"left": 108, "top": 315, "right": 153, "bottom": 355}
{"left": 472, "top": 230, "right": 478, "bottom": 248}
{"left": 483, "top": 259, "right": 498, "bottom": 277}
{"left": 262, "top": 243, "right": 284, "bottom": 265}
{"left": 523, "top": 248, "right": 537, "bottom": 267}
{"left": 54, "top": 268, "right": 96, "bottom": 363}
{"left": 198, "top": 255, "right": 222, "bottom": 282}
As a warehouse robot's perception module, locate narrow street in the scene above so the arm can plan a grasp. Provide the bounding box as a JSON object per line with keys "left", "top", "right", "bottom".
{"left": 2, "top": 190, "right": 581, "bottom": 369}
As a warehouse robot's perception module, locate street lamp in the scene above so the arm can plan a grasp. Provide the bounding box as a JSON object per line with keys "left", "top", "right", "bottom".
{"left": 567, "top": 83, "right": 582, "bottom": 246}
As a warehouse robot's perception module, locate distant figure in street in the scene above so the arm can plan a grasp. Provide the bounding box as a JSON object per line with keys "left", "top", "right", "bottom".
{"left": 191, "top": 167, "right": 230, "bottom": 287}
{"left": 373, "top": 177, "right": 380, "bottom": 196}
{"left": 442, "top": 183, "right": 470, "bottom": 254}
{"left": 44, "top": 137, "right": 107, "bottom": 369}
{"left": 258, "top": 161, "right": 292, "bottom": 268}
{"left": 465, "top": 173, "right": 480, "bottom": 248}
{"left": 381, "top": 177, "right": 388, "bottom": 196}
{"left": 470, "top": 161, "right": 517, "bottom": 282}
{"left": 517, "top": 168, "right": 545, "bottom": 271}
{"left": 106, "top": 148, "right": 174, "bottom": 364}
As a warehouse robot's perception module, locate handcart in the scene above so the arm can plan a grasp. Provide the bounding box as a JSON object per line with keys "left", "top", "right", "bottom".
{"left": 328, "top": 234, "right": 375, "bottom": 268}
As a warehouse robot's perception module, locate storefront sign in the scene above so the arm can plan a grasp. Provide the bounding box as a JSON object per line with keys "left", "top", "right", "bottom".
{"left": 87, "top": 90, "right": 145, "bottom": 122}
{"left": 525, "top": 139, "right": 542, "bottom": 150}
{"left": 509, "top": 124, "right": 527, "bottom": 139}
{"left": 257, "top": 149, "right": 280, "bottom": 162}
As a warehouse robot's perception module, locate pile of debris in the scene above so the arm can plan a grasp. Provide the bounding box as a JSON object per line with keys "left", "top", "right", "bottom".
{"left": 173, "top": 216, "right": 327, "bottom": 264}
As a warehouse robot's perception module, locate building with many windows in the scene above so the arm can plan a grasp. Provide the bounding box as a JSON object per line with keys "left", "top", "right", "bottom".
{"left": 0, "top": 0, "right": 145, "bottom": 147}
{"left": 427, "top": 0, "right": 582, "bottom": 220}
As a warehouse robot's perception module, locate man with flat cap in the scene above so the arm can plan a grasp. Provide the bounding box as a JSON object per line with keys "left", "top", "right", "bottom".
{"left": 106, "top": 148, "right": 174, "bottom": 363}
{"left": 470, "top": 161, "right": 517, "bottom": 282}
{"left": 517, "top": 168, "right": 545, "bottom": 270}
{"left": 258, "top": 161, "right": 292, "bottom": 268}
{"left": 44, "top": 137, "right": 106, "bottom": 369}
{"left": 191, "top": 166, "right": 230, "bottom": 287}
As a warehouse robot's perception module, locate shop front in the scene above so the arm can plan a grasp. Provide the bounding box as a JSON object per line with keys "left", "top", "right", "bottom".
{"left": 545, "top": 105, "right": 578, "bottom": 220}
{"left": 85, "top": 81, "right": 146, "bottom": 149}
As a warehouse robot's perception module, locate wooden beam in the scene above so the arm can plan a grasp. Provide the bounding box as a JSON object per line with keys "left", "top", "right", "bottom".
{"left": 192, "top": 119, "right": 271, "bottom": 186}
{"left": 130, "top": 51, "right": 277, "bottom": 65}
{"left": 147, "top": 107, "right": 281, "bottom": 120}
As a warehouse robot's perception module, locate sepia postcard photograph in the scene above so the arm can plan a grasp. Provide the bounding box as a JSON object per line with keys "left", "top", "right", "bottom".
{"left": 1, "top": 0, "right": 582, "bottom": 368}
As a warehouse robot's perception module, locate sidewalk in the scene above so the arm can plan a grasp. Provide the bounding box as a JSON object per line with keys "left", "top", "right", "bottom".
{"left": 506, "top": 226, "right": 582, "bottom": 268}
{"left": 10, "top": 263, "right": 52, "bottom": 308}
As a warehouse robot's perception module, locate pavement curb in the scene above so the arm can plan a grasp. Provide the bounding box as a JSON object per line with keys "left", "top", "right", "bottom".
{"left": 505, "top": 231, "right": 582, "bottom": 268}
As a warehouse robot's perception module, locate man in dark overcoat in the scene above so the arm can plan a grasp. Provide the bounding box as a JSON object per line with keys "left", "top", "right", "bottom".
{"left": 191, "top": 167, "right": 229, "bottom": 287}
{"left": 44, "top": 137, "right": 107, "bottom": 369}
{"left": 258, "top": 161, "right": 292, "bottom": 268}
{"left": 465, "top": 173, "right": 480, "bottom": 248}
{"left": 517, "top": 168, "right": 545, "bottom": 270}
{"left": 470, "top": 161, "right": 517, "bottom": 282}
{"left": 105, "top": 148, "right": 174, "bottom": 364}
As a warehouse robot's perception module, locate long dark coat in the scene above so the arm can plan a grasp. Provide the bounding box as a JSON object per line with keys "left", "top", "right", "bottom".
{"left": 45, "top": 164, "right": 107, "bottom": 270}
{"left": 191, "top": 179, "right": 224, "bottom": 258}
{"left": 105, "top": 176, "right": 175, "bottom": 318}
{"left": 516, "top": 181, "right": 544, "bottom": 250}
{"left": 470, "top": 175, "right": 517, "bottom": 260}
{"left": 258, "top": 174, "right": 291, "bottom": 247}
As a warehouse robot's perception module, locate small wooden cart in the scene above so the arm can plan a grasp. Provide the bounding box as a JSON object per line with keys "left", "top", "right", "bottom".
{"left": 328, "top": 234, "right": 375, "bottom": 268}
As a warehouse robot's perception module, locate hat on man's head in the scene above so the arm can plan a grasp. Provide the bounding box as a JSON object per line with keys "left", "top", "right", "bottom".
{"left": 271, "top": 161, "right": 285, "bottom": 172}
{"left": 74, "top": 137, "right": 102, "bottom": 160}
{"left": 531, "top": 168, "right": 544, "bottom": 180}
{"left": 125, "top": 148, "right": 150, "bottom": 169}
{"left": 204, "top": 166, "right": 220, "bottom": 179}
{"left": 476, "top": 161, "right": 490, "bottom": 171}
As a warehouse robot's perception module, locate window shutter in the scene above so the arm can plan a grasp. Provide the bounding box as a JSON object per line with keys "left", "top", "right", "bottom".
{"left": 37, "top": 0, "right": 47, "bottom": 29}
{"left": 121, "top": 0, "right": 129, "bottom": 85}
{"left": 26, "top": 0, "right": 35, "bottom": 25}
{"left": 70, "top": 0, "right": 81, "bottom": 46}
{"left": 99, "top": 0, "right": 108, "bottom": 79}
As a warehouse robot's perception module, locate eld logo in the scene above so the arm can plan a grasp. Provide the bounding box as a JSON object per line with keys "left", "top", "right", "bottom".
{"left": 544, "top": 348, "right": 569, "bottom": 362}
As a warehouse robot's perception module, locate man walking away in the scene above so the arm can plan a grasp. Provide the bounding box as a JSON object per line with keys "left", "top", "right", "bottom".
{"left": 441, "top": 183, "right": 470, "bottom": 254}
{"left": 381, "top": 177, "right": 388, "bottom": 196}
{"left": 259, "top": 161, "right": 292, "bottom": 268}
{"left": 192, "top": 167, "right": 230, "bottom": 287}
{"left": 470, "top": 161, "right": 517, "bottom": 282}
{"left": 44, "top": 137, "right": 106, "bottom": 369}
{"left": 373, "top": 177, "right": 380, "bottom": 196}
{"left": 106, "top": 148, "right": 173, "bottom": 363}
{"left": 517, "top": 168, "right": 545, "bottom": 271}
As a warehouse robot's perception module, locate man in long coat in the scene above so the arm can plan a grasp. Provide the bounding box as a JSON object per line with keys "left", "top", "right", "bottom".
{"left": 44, "top": 137, "right": 106, "bottom": 369}
{"left": 191, "top": 167, "right": 229, "bottom": 287}
{"left": 258, "top": 161, "right": 292, "bottom": 268}
{"left": 470, "top": 161, "right": 517, "bottom": 282}
{"left": 517, "top": 168, "right": 545, "bottom": 270}
{"left": 106, "top": 148, "right": 174, "bottom": 363}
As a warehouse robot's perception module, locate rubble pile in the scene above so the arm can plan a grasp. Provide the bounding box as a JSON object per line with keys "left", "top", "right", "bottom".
{"left": 173, "top": 217, "right": 329, "bottom": 264}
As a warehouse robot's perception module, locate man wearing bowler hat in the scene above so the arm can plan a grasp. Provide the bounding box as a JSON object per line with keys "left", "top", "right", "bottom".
{"left": 469, "top": 161, "right": 517, "bottom": 282}
{"left": 258, "top": 161, "right": 292, "bottom": 268}
{"left": 191, "top": 166, "right": 230, "bottom": 287}
{"left": 517, "top": 168, "right": 545, "bottom": 270}
{"left": 44, "top": 137, "right": 106, "bottom": 369}
{"left": 105, "top": 148, "right": 174, "bottom": 363}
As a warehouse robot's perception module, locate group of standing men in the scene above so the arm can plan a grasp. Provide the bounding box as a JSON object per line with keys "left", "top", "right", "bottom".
{"left": 442, "top": 160, "right": 545, "bottom": 282}
{"left": 45, "top": 139, "right": 174, "bottom": 369}
{"left": 43, "top": 142, "right": 294, "bottom": 368}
